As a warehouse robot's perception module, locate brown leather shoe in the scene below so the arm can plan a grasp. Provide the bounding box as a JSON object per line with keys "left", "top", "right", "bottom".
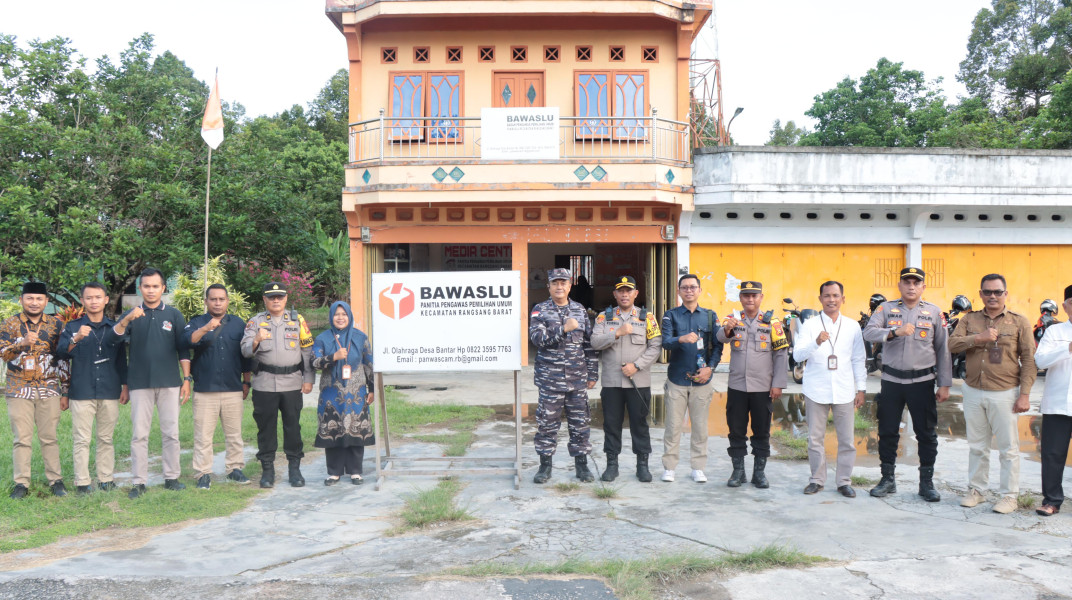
{"left": 803, "top": 483, "right": 823, "bottom": 494}
{"left": 837, "top": 485, "right": 856, "bottom": 498}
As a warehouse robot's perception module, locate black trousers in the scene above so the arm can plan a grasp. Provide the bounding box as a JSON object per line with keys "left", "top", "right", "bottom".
{"left": 252, "top": 389, "right": 305, "bottom": 462}
{"left": 876, "top": 379, "right": 938, "bottom": 467}
{"left": 726, "top": 388, "right": 772, "bottom": 458}
{"left": 326, "top": 445, "right": 365, "bottom": 476}
{"left": 601, "top": 386, "right": 651, "bottom": 455}
{"left": 1040, "top": 414, "right": 1072, "bottom": 508}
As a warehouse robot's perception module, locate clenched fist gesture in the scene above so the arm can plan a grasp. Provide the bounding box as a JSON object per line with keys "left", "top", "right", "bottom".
{"left": 975, "top": 327, "right": 998, "bottom": 344}
{"left": 895, "top": 323, "right": 915, "bottom": 337}
{"left": 615, "top": 322, "right": 633, "bottom": 337}
{"left": 816, "top": 331, "right": 830, "bottom": 345}
{"left": 563, "top": 318, "right": 580, "bottom": 333}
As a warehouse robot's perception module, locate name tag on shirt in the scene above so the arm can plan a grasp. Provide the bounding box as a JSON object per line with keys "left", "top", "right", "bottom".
{"left": 94, "top": 358, "right": 110, "bottom": 364}
{"left": 162, "top": 320, "right": 173, "bottom": 332}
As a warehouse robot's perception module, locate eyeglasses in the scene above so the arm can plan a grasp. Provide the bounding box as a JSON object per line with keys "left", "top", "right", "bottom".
{"left": 980, "top": 289, "right": 1006, "bottom": 297}
{"left": 679, "top": 286, "right": 700, "bottom": 291}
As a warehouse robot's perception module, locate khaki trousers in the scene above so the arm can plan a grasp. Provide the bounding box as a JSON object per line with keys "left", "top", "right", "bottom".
{"left": 192, "top": 391, "right": 245, "bottom": 476}
{"left": 962, "top": 384, "right": 1020, "bottom": 497}
{"left": 70, "top": 399, "right": 120, "bottom": 486}
{"left": 6, "top": 394, "right": 62, "bottom": 485}
{"left": 662, "top": 381, "right": 714, "bottom": 471}
{"left": 129, "top": 387, "right": 181, "bottom": 485}
{"left": 805, "top": 397, "right": 856, "bottom": 487}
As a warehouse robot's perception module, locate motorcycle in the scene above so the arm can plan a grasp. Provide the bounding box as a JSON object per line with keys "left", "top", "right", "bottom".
{"left": 1035, "top": 299, "right": 1061, "bottom": 376}
{"left": 1034, "top": 299, "right": 1061, "bottom": 347}
{"left": 944, "top": 294, "right": 972, "bottom": 380}
{"left": 858, "top": 293, "right": 886, "bottom": 373}
{"left": 780, "top": 297, "right": 818, "bottom": 384}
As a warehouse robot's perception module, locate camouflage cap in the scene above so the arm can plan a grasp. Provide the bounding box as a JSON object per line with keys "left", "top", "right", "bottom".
{"left": 547, "top": 268, "right": 572, "bottom": 282}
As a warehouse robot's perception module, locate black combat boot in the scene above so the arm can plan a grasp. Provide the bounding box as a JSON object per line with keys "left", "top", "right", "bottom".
{"left": 575, "top": 455, "right": 595, "bottom": 483}
{"left": 601, "top": 453, "right": 619, "bottom": 482}
{"left": 533, "top": 454, "right": 553, "bottom": 484}
{"left": 870, "top": 463, "right": 897, "bottom": 497}
{"left": 288, "top": 459, "right": 305, "bottom": 488}
{"left": 636, "top": 453, "right": 652, "bottom": 483}
{"left": 751, "top": 456, "right": 769, "bottom": 489}
{"left": 259, "top": 461, "right": 275, "bottom": 489}
{"left": 727, "top": 456, "right": 746, "bottom": 488}
{"left": 918, "top": 466, "right": 940, "bottom": 502}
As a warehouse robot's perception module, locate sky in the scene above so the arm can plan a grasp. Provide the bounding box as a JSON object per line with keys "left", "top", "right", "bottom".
{"left": 4, "top": 0, "right": 992, "bottom": 145}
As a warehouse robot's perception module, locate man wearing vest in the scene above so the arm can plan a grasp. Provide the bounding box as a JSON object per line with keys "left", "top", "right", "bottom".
{"left": 863, "top": 267, "right": 952, "bottom": 502}
{"left": 591, "top": 276, "right": 662, "bottom": 482}
{"left": 716, "top": 281, "right": 788, "bottom": 489}
{"left": 241, "top": 282, "right": 315, "bottom": 488}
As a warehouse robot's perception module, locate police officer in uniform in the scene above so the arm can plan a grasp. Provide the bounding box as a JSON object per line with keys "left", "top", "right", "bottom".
{"left": 716, "top": 281, "right": 788, "bottom": 488}
{"left": 591, "top": 276, "right": 662, "bottom": 482}
{"left": 529, "top": 268, "right": 599, "bottom": 484}
{"left": 864, "top": 267, "right": 952, "bottom": 502}
{"left": 241, "top": 282, "right": 315, "bottom": 488}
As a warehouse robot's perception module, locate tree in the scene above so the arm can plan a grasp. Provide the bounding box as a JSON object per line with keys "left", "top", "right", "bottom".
{"left": 765, "top": 119, "right": 810, "bottom": 146}
{"left": 799, "top": 58, "right": 948, "bottom": 147}
{"left": 308, "top": 68, "right": 350, "bottom": 145}
{"left": 958, "top": 0, "right": 1072, "bottom": 117}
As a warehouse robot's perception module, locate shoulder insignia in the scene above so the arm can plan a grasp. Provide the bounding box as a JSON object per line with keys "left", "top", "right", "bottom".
{"left": 876, "top": 305, "right": 883, "bottom": 312}
{"left": 890, "top": 308, "right": 900, "bottom": 314}
{"left": 595, "top": 313, "right": 606, "bottom": 323}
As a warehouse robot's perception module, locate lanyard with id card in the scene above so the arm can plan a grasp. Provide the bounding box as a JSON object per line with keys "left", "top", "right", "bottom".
{"left": 985, "top": 317, "right": 1003, "bottom": 364}
{"left": 334, "top": 333, "right": 351, "bottom": 379}
{"left": 822, "top": 314, "right": 843, "bottom": 370}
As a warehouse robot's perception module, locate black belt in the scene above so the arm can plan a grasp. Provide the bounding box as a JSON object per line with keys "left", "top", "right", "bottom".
{"left": 254, "top": 363, "right": 301, "bottom": 375}
{"left": 882, "top": 365, "right": 936, "bottom": 379}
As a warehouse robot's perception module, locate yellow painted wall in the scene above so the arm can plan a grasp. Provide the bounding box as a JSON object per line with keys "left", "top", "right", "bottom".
{"left": 358, "top": 28, "right": 681, "bottom": 122}
{"left": 690, "top": 243, "right": 906, "bottom": 329}
{"left": 922, "top": 245, "right": 1072, "bottom": 318}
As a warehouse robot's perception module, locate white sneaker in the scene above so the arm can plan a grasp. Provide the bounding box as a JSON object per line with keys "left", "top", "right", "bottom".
{"left": 691, "top": 469, "right": 707, "bottom": 483}
{"left": 661, "top": 470, "right": 675, "bottom": 482}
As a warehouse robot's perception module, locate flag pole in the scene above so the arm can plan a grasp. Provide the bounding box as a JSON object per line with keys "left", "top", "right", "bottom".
{"left": 203, "top": 146, "right": 212, "bottom": 291}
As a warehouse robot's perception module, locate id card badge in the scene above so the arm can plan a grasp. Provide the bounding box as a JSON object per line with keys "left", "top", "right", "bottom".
{"left": 827, "top": 355, "right": 838, "bottom": 370}
{"left": 696, "top": 336, "right": 704, "bottom": 351}
{"left": 733, "top": 310, "right": 741, "bottom": 320}
{"left": 22, "top": 356, "right": 35, "bottom": 370}
{"left": 988, "top": 345, "right": 1002, "bottom": 364}
{"left": 341, "top": 364, "right": 352, "bottom": 380}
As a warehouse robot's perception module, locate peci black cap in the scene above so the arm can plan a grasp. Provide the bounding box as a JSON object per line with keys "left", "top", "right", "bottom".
{"left": 739, "top": 281, "right": 763, "bottom": 294}
{"left": 21, "top": 281, "right": 47, "bottom": 296}
{"left": 900, "top": 267, "right": 925, "bottom": 281}
{"left": 1065, "top": 284, "right": 1072, "bottom": 301}
{"left": 263, "top": 282, "right": 287, "bottom": 297}
{"left": 614, "top": 276, "right": 637, "bottom": 290}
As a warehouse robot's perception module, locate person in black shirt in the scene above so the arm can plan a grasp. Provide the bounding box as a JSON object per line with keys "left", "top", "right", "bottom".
{"left": 57, "top": 283, "right": 127, "bottom": 494}
{"left": 183, "top": 284, "right": 253, "bottom": 489}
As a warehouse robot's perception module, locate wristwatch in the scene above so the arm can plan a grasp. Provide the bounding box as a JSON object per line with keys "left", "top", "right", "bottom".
{"left": 184, "top": 375, "right": 194, "bottom": 382}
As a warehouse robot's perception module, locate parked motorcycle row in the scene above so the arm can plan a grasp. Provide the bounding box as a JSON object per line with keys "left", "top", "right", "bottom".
{"left": 760, "top": 293, "right": 1063, "bottom": 384}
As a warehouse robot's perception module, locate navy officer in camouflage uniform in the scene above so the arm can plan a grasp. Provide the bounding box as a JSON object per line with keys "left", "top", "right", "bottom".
{"left": 529, "top": 268, "right": 599, "bottom": 484}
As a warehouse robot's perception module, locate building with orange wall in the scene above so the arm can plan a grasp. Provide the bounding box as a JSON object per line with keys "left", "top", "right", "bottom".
{"left": 325, "top": 0, "right": 710, "bottom": 361}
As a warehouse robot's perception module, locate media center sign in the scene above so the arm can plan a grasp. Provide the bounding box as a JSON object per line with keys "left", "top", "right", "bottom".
{"left": 371, "top": 271, "right": 523, "bottom": 372}
{"left": 480, "top": 107, "right": 560, "bottom": 160}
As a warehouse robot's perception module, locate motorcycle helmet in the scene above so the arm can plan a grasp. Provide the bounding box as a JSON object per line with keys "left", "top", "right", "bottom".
{"left": 1041, "top": 299, "right": 1058, "bottom": 316}
{"left": 799, "top": 308, "right": 819, "bottom": 323}
{"left": 952, "top": 295, "right": 972, "bottom": 313}
{"left": 869, "top": 294, "right": 886, "bottom": 312}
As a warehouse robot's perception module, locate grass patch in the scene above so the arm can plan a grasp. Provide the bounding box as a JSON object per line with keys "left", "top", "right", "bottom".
{"left": 770, "top": 430, "right": 808, "bottom": 461}
{"left": 553, "top": 482, "right": 581, "bottom": 493}
{"left": 1018, "top": 493, "right": 1038, "bottom": 510}
{"left": 851, "top": 475, "right": 877, "bottom": 487}
{"left": 0, "top": 400, "right": 319, "bottom": 553}
{"left": 387, "top": 390, "right": 493, "bottom": 457}
{"left": 448, "top": 544, "right": 825, "bottom": 600}
{"left": 391, "top": 478, "right": 474, "bottom": 535}
{"left": 593, "top": 483, "right": 620, "bottom": 500}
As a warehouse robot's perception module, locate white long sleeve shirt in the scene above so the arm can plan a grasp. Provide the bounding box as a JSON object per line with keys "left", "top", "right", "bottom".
{"left": 1035, "top": 321, "right": 1072, "bottom": 416}
{"left": 793, "top": 311, "right": 867, "bottom": 404}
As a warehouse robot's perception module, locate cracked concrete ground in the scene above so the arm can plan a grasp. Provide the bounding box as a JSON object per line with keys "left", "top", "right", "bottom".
{"left": 1, "top": 368, "right": 1070, "bottom": 599}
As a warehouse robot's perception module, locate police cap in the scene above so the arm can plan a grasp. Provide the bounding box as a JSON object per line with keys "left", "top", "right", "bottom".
{"left": 263, "top": 282, "right": 287, "bottom": 296}
{"left": 614, "top": 276, "right": 637, "bottom": 290}
{"left": 900, "top": 267, "right": 925, "bottom": 281}
{"left": 739, "top": 281, "right": 763, "bottom": 294}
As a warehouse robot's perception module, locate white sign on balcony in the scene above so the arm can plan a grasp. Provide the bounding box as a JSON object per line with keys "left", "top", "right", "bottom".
{"left": 480, "top": 107, "right": 560, "bottom": 160}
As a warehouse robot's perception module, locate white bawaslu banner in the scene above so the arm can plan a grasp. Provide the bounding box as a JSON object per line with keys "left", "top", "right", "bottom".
{"left": 480, "top": 107, "right": 560, "bottom": 160}
{"left": 371, "top": 271, "right": 523, "bottom": 372}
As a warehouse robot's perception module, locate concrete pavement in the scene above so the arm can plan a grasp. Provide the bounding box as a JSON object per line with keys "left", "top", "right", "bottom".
{"left": 1, "top": 368, "right": 1070, "bottom": 599}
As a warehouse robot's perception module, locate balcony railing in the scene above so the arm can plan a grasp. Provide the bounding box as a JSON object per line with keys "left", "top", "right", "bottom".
{"left": 348, "top": 110, "right": 691, "bottom": 166}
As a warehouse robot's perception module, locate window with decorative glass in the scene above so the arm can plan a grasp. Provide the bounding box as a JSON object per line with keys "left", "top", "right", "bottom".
{"left": 574, "top": 70, "right": 648, "bottom": 140}
{"left": 388, "top": 71, "right": 463, "bottom": 142}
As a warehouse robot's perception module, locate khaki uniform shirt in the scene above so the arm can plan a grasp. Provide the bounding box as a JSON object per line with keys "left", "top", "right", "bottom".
{"left": 241, "top": 310, "right": 314, "bottom": 392}
{"left": 864, "top": 299, "right": 952, "bottom": 387}
{"left": 590, "top": 306, "right": 662, "bottom": 388}
{"left": 948, "top": 308, "right": 1036, "bottom": 393}
{"left": 716, "top": 314, "right": 789, "bottom": 392}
